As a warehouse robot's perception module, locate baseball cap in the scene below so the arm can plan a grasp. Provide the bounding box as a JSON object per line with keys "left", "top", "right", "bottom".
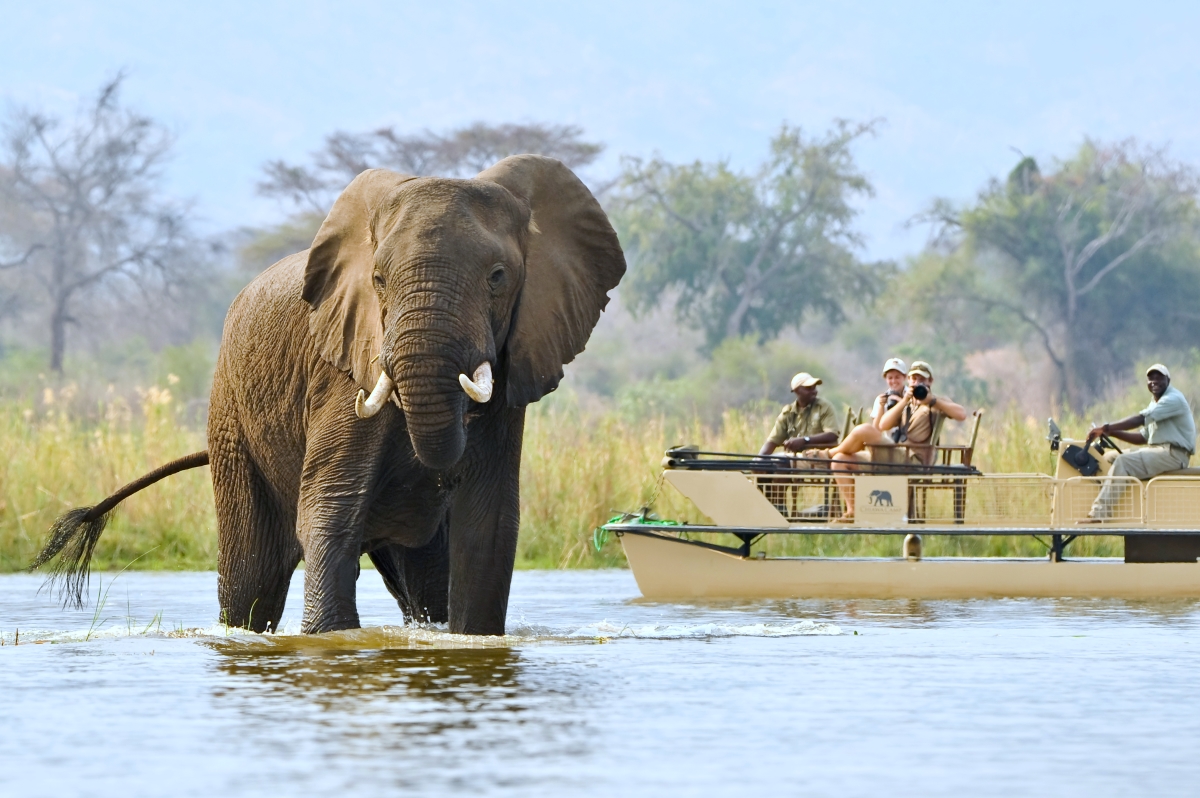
{"left": 907, "top": 361, "right": 933, "bottom": 379}
{"left": 790, "top": 372, "right": 822, "bottom": 390}
{"left": 1146, "top": 363, "right": 1171, "bottom": 379}
{"left": 881, "top": 357, "right": 907, "bottom": 377}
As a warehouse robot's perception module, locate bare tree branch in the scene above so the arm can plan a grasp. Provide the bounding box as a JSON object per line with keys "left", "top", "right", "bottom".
{"left": 257, "top": 121, "right": 605, "bottom": 213}
{"left": 0, "top": 244, "right": 43, "bottom": 270}
{"left": 0, "top": 75, "right": 196, "bottom": 371}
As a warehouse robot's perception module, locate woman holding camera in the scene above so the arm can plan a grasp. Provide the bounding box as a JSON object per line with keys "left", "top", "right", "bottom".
{"left": 870, "top": 357, "right": 909, "bottom": 433}
{"left": 829, "top": 360, "right": 967, "bottom": 521}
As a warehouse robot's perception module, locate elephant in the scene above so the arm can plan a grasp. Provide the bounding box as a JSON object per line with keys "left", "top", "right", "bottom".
{"left": 32, "top": 155, "right": 626, "bottom": 636}
{"left": 868, "top": 490, "right": 893, "bottom": 507}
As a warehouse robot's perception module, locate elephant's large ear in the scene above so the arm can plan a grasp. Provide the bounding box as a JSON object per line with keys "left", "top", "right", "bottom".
{"left": 476, "top": 155, "right": 626, "bottom": 406}
{"left": 302, "top": 169, "right": 416, "bottom": 392}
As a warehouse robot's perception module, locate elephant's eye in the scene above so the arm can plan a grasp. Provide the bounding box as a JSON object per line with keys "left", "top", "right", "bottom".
{"left": 373, "top": 271, "right": 386, "bottom": 292}
{"left": 488, "top": 264, "right": 507, "bottom": 290}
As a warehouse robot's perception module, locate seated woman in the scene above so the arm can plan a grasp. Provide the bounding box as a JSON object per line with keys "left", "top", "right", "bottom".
{"left": 870, "top": 357, "right": 908, "bottom": 436}
{"left": 828, "top": 361, "right": 967, "bottom": 521}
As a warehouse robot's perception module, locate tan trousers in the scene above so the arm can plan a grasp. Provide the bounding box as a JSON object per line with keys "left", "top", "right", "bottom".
{"left": 1089, "top": 445, "right": 1190, "bottom": 519}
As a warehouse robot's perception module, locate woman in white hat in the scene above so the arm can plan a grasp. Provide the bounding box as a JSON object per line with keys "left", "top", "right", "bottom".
{"left": 870, "top": 357, "right": 908, "bottom": 433}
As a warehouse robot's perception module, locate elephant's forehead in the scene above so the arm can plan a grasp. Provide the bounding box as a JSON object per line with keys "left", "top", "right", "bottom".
{"left": 393, "top": 178, "right": 524, "bottom": 227}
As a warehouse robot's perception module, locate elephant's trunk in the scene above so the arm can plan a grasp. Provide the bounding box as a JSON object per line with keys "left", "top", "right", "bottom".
{"left": 392, "top": 355, "right": 469, "bottom": 470}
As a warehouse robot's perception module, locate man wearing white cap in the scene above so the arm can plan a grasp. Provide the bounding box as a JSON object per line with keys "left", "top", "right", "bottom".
{"left": 1083, "top": 364, "right": 1196, "bottom": 522}
{"left": 758, "top": 372, "right": 840, "bottom": 459}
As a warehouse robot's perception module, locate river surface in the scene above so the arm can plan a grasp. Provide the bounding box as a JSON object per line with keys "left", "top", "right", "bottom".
{"left": 2, "top": 569, "right": 1199, "bottom": 797}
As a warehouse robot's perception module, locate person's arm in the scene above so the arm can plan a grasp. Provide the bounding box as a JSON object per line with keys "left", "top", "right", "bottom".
{"left": 789, "top": 402, "right": 841, "bottom": 450}
{"left": 878, "top": 392, "right": 910, "bottom": 431}
{"left": 760, "top": 410, "right": 789, "bottom": 455}
{"left": 925, "top": 393, "right": 967, "bottom": 422}
{"left": 783, "top": 431, "right": 838, "bottom": 451}
{"left": 1087, "top": 414, "right": 1147, "bottom": 445}
{"left": 870, "top": 394, "right": 886, "bottom": 428}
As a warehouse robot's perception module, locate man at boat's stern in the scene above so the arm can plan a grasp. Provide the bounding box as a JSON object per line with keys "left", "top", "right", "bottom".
{"left": 1083, "top": 364, "right": 1196, "bottom": 523}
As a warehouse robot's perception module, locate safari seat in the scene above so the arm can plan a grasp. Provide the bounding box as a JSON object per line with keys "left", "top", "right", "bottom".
{"left": 865, "top": 409, "right": 984, "bottom": 471}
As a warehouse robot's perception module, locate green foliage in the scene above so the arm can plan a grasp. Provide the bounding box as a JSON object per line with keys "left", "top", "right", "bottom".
{"left": 0, "top": 340, "right": 214, "bottom": 422}
{"left": 610, "top": 336, "right": 847, "bottom": 425}
{"left": 864, "top": 249, "right": 1020, "bottom": 407}
{"left": 613, "top": 121, "right": 890, "bottom": 349}
{"left": 921, "top": 139, "right": 1200, "bottom": 410}
{"left": 156, "top": 341, "right": 216, "bottom": 402}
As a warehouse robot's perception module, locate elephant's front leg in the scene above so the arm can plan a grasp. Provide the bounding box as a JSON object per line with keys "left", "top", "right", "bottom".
{"left": 296, "top": 406, "right": 387, "bottom": 634}
{"left": 448, "top": 407, "right": 525, "bottom": 635}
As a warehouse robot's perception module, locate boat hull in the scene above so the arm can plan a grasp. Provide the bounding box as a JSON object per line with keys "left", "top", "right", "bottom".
{"left": 619, "top": 531, "right": 1200, "bottom": 600}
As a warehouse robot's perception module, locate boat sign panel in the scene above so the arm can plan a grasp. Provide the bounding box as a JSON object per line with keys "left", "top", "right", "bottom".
{"left": 854, "top": 476, "right": 908, "bottom": 527}
{"left": 664, "top": 470, "right": 789, "bottom": 527}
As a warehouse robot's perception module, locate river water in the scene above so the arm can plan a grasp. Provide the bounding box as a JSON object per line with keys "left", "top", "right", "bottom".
{"left": 2, "top": 568, "right": 1199, "bottom": 797}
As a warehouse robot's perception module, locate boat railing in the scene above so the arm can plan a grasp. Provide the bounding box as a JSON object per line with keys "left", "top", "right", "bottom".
{"left": 661, "top": 447, "right": 983, "bottom": 477}
{"left": 654, "top": 464, "right": 1200, "bottom": 531}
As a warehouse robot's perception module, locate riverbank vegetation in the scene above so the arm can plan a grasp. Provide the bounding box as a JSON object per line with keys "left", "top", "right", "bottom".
{"left": 0, "top": 383, "right": 1148, "bottom": 573}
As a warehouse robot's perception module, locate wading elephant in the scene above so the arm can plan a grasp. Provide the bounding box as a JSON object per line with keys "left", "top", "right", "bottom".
{"left": 33, "top": 155, "right": 626, "bottom": 635}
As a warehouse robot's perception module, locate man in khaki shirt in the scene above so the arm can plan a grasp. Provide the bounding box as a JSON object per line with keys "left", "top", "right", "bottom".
{"left": 758, "top": 372, "right": 840, "bottom": 463}
{"left": 1083, "top": 364, "right": 1196, "bottom": 522}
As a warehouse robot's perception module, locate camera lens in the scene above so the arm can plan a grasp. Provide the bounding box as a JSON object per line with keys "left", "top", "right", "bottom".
{"left": 912, "top": 384, "right": 929, "bottom": 401}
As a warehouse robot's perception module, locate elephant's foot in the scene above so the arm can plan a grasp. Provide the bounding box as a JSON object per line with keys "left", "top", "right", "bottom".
{"left": 300, "top": 611, "right": 362, "bottom": 635}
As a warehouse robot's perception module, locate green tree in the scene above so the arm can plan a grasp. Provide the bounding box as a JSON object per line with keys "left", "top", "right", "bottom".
{"left": 613, "top": 121, "right": 887, "bottom": 349}
{"left": 918, "top": 140, "right": 1200, "bottom": 411}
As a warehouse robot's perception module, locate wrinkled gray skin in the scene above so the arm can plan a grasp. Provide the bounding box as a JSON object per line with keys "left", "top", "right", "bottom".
{"left": 209, "top": 156, "right": 625, "bottom": 635}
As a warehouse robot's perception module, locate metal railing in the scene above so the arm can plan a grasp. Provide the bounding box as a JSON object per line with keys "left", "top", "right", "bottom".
{"left": 745, "top": 471, "right": 1190, "bottom": 529}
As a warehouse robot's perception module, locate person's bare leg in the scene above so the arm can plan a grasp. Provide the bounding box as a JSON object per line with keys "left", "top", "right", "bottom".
{"left": 833, "top": 423, "right": 887, "bottom": 457}
{"left": 831, "top": 453, "right": 858, "bottom": 518}
{"left": 829, "top": 425, "right": 888, "bottom": 519}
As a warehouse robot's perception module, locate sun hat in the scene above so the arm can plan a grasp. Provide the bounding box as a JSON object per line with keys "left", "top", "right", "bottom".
{"left": 790, "top": 372, "right": 822, "bottom": 390}
{"left": 907, "top": 361, "right": 933, "bottom": 379}
{"left": 1146, "top": 363, "right": 1171, "bottom": 379}
{"left": 881, "top": 357, "right": 907, "bottom": 377}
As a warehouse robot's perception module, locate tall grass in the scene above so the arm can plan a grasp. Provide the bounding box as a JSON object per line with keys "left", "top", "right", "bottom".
{"left": 0, "top": 386, "right": 214, "bottom": 572}
{"left": 0, "top": 389, "right": 1136, "bottom": 573}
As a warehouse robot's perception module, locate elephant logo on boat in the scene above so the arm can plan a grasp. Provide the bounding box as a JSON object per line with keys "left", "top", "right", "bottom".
{"left": 868, "top": 490, "right": 894, "bottom": 507}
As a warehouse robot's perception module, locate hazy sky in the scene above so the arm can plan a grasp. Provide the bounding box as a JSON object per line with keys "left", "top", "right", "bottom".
{"left": 3, "top": 1, "right": 1198, "bottom": 261}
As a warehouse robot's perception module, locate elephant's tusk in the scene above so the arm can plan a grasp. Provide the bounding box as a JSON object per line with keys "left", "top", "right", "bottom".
{"left": 459, "top": 363, "right": 493, "bottom": 403}
{"left": 355, "top": 369, "right": 397, "bottom": 419}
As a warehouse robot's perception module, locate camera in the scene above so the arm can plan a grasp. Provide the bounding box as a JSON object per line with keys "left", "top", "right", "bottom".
{"left": 912, "top": 384, "right": 930, "bottom": 402}
{"left": 884, "top": 389, "right": 903, "bottom": 411}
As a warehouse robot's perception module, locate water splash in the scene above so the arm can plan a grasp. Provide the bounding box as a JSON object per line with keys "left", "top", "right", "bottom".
{"left": 568, "top": 619, "right": 841, "bottom": 639}
{"left": 4, "top": 617, "right": 839, "bottom": 648}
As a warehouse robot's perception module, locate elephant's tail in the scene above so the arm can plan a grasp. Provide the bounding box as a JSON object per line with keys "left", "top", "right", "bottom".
{"left": 31, "top": 450, "right": 210, "bottom": 608}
